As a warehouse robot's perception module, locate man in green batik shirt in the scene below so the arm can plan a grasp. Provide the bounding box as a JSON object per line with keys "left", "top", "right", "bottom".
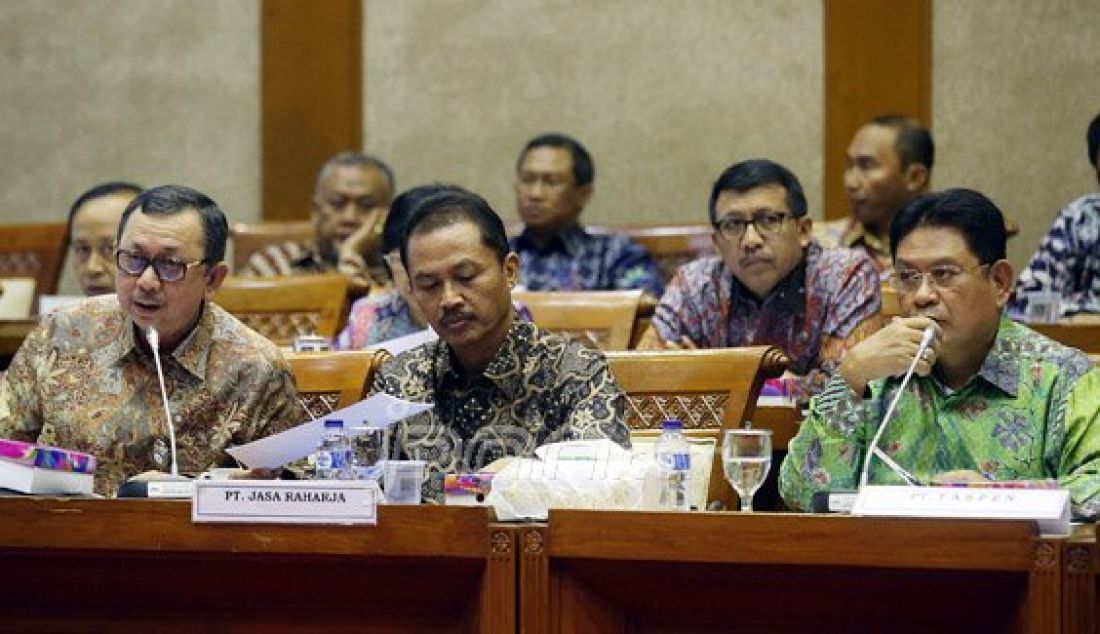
{"left": 780, "top": 188, "right": 1100, "bottom": 517}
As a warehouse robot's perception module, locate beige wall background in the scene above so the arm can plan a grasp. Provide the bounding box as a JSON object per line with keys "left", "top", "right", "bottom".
{"left": 933, "top": 0, "right": 1100, "bottom": 273}
{"left": 0, "top": 0, "right": 259, "bottom": 293}
{"left": 363, "top": 0, "right": 824, "bottom": 229}
{"left": 1, "top": 1, "right": 1097, "bottom": 291}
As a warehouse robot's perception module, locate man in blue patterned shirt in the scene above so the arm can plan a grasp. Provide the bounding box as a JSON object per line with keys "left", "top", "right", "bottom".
{"left": 1009, "top": 110, "right": 1100, "bottom": 319}
{"left": 508, "top": 133, "right": 664, "bottom": 297}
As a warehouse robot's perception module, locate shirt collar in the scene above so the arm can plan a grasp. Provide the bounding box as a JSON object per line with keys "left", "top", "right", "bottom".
{"left": 839, "top": 219, "right": 889, "bottom": 255}
{"left": 434, "top": 316, "right": 531, "bottom": 400}
{"left": 104, "top": 302, "right": 214, "bottom": 381}
{"left": 515, "top": 223, "right": 587, "bottom": 257}
{"left": 970, "top": 316, "right": 1022, "bottom": 397}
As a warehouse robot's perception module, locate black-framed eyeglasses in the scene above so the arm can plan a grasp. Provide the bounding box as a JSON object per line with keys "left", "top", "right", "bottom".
{"left": 115, "top": 249, "right": 207, "bottom": 283}
{"left": 890, "top": 263, "right": 991, "bottom": 292}
{"left": 714, "top": 211, "right": 791, "bottom": 240}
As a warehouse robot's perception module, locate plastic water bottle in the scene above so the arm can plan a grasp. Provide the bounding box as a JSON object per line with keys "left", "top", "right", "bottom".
{"left": 653, "top": 419, "right": 691, "bottom": 511}
{"left": 315, "top": 419, "right": 352, "bottom": 480}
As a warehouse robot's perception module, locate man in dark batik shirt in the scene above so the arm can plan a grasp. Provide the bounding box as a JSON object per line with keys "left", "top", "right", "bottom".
{"left": 508, "top": 133, "right": 664, "bottom": 297}
{"left": 369, "top": 187, "right": 630, "bottom": 502}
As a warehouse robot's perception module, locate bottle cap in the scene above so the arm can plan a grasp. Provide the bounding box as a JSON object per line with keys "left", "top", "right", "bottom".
{"left": 324, "top": 419, "right": 344, "bottom": 429}
{"left": 661, "top": 419, "right": 684, "bottom": 430}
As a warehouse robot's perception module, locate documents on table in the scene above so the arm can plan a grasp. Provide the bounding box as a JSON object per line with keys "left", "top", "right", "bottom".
{"left": 225, "top": 393, "right": 433, "bottom": 469}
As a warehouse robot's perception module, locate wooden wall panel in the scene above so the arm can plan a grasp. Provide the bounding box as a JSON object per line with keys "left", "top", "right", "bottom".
{"left": 261, "top": 0, "right": 362, "bottom": 221}
{"left": 823, "top": 0, "right": 931, "bottom": 220}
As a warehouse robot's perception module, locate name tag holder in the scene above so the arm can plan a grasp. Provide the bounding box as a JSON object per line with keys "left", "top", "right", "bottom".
{"left": 192, "top": 479, "right": 381, "bottom": 525}
{"left": 852, "top": 485, "right": 1071, "bottom": 536}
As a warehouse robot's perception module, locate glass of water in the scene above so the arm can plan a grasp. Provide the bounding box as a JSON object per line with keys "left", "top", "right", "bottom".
{"left": 722, "top": 428, "right": 772, "bottom": 512}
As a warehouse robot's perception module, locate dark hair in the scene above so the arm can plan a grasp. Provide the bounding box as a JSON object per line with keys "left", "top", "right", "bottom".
{"left": 400, "top": 188, "right": 510, "bottom": 269}
{"left": 1087, "top": 110, "right": 1100, "bottom": 167}
{"left": 383, "top": 184, "right": 461, "bottom": 254}
{"left": 517, "top": 133, "right": 594, "bottom": 187}
{"left": 65, "top": 181, "right": 144, "bottom": 242}
{"left": 889, "top": 188, "right": 1006, "bottom": 264}
{"left": 871, "top": 114, "right": 935, "bottom": 171}
{"left": 118, "top": 185, "right": 229, "bottom": 263}
{"left": 708, "top": 159, "right": 808, "bottom": 224}
{"left": 314, "top": 151, "right": 396, "bottom": 198}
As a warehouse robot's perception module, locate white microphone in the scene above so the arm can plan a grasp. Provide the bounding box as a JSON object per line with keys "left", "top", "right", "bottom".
{"left": 858, "top": 323, "right": 936, "bottom": 488}
{"left": 147, "top": 325, "right": 180, "bottom": 477}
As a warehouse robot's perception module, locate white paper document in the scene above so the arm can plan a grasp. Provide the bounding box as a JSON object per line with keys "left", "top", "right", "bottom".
{"left": 368, "top": 327, "right": 437, "bottom": 356}
{"left": 225, "top": 393, "right": 433, "bottom": 469}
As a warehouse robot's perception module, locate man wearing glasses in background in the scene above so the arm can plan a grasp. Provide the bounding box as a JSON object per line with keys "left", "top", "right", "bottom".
{"left": 0, "top": 185, "right": 301, "bottom": 496}
{"left": 641, "top": 159, "right": 882, "bottom": 401}
{"left": 780, "top": 189, "right": 1100, "bottom": 518}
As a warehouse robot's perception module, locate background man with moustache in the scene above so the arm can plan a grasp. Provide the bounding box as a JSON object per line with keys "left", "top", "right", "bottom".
{"left": 64, "top": 181, "right": 143, "bottom": 296}
{"left": 369, "top": 187, "right": 630, "bottom": 503}
{"left": 781, "top": 189, "right": 1100, "bottom": 518}
{"left": 0, "top": 185, "right": 300, "bottom": 496}
{"left": 642, "top": 159, "right": 882, "bottom": 401}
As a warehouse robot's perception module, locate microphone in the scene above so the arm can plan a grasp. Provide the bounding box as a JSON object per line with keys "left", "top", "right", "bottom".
{"left": 147, "top": 326, "right": 180, "bottom": 477}
{"left": 858, "top": 323, "right": 936, "bottom": 488}
{"left": 116, "top": 325, "right": 192, "bottom": 498}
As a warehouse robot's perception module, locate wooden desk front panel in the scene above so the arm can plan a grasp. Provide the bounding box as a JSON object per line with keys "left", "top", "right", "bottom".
{"left": 0, "top": 498, "right": 515, "bottom": 633}
{"left": 522, "top": 511, "right": 1059, "bottom": 633}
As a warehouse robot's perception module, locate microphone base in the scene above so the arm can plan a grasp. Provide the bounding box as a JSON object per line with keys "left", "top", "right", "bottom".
{"left": 117, "top": 474, "right": 194, "bottom": 499}
{"left": 810, "top": 490, "right": 857, "bottom": 514}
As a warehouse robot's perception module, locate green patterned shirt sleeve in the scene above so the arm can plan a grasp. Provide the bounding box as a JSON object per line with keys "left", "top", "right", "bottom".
{"left": 780, "top": 318, "right": 1100, "bottom": 517}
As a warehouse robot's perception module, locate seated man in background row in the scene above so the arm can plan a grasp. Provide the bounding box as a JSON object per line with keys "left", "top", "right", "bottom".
{"left": 65, "top": 181, "right": 143, "bottom": 296}
{"left": 369, "top": 187, "right": 630, "bottom": 502}
{"left": 815, "top": 114, "right": 934, "bottom": 274}
{"left": 1009, "top": 109, "right": 1100, "bottom": 320}
{"left": 642, "top": 159, "right": 882, "bottom": 400}
{"left": 509, "top": 133, "right": 664, "bottom": 297}
{"left": 243, "top": 151, "right": 395, "bottom": 292}
{"left": 0, "top": 185, "right": 301, "bottom": 496}
{"left": 336, "top": 184, "right": 532, "bottom": 349}
{"left": 780, "top": 189, "right": 1100, "bottom": 517}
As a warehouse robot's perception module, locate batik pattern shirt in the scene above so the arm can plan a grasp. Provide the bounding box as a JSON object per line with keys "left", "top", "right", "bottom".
{"left": 242, "top": 239, "right": 387, "bottom": 283}
{"left": 510, "top": 224, "right": 664, "bottom": 296}
{"left": 1008, "top": 194, "right": 1100, "bottom": 319}
{"left": 652, "top": 241, "right": 881, "bottom": 398}
{"left": 369, "top": 318, "right": 630, "bottom": 502}
{"left": 0, "top": 295, "right": 301, "bottom": 496}
{"left": 779, "top": 318, "right": 1100, "bottom": 518}
{"left": 813, "top": 217, "right": 892, "bottom": 278}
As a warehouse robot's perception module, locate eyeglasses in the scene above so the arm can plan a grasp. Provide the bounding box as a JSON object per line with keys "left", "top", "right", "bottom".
{"left": 890, "top": 263, "right": 990, "bottom": 292}
{"left": 116, "top": 249, "right": 207, "bottom": 283}
{"left": 714, "top": 211, "right": 791, "bottom": 240}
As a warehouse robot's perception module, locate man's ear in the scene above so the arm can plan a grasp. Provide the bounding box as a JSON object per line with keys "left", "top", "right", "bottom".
{"left": 577, "top": 184, "right": 594, "bottom": 210}
{"left": 503, "top": 251, "right": 520, "bottom": 288}
{"left": 904, "top": 162, "right": 931, "bottom": 193}
{"left": 988, "top": 259, "right": 1015, "bottom": 308}
{"left": 204, "top": 262, "right": 230, "bottom": 299}
{"left": 796, "top": 216, "right": 814, "bottom": 247}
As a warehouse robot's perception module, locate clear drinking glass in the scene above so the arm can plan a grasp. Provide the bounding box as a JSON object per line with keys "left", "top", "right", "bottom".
{"left": 722, "top": 429, "right": 772, "bottom": 512}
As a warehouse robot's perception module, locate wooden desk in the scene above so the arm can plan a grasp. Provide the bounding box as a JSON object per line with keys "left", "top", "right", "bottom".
{"left": 0, "top": 318, "right": 35, "bottom": 356}
{"left": 0, "top": 498, "right": 515, "bottom": 632}
{"left": 1061, "top": 523, "right": 1098, "bottom": 634}
{"left": 520, "top": 510, "right": 1062, "bottom": 632}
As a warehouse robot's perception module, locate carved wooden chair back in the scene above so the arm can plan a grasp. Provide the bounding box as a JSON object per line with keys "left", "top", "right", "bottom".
{"left": 214, "top": 274, "right": 349, "bottom": 346}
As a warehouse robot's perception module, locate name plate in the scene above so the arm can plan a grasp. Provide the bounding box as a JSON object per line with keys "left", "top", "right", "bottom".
{"left": 852, "top": 485, "right": 1070, "bottom": 536}
{"left": 148, "top": 480, "right": 196, "bottom": 498}
{"left": 192, "top": 480, "right": 381, "bottom": 525}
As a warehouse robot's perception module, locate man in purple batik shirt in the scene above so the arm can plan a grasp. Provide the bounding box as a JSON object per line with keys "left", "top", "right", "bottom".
{"left": 641, "top": 159, "right": 883, "bottom": 401}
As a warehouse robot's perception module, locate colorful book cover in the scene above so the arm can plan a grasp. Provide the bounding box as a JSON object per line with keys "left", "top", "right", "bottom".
{"left": 0, "top": 439, "right": 97, "bottom": 474}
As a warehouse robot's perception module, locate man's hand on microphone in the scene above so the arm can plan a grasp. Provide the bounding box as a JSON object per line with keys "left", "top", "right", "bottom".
{"left": 838, "top": 316, "right": 941, "bottom": 396}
